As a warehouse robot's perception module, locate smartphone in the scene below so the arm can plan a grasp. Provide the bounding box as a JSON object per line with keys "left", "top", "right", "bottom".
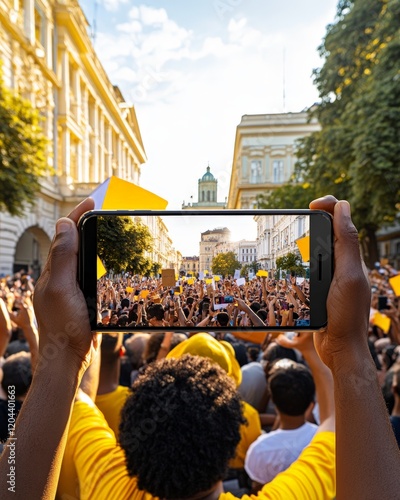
{"left": 78, "top": 209, "right": 333, "bottom": 333}
{"left": 378, "top": 295, "right": 388, "bottom": 311}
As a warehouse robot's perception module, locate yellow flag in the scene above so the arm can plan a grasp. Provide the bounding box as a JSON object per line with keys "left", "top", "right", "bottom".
{"left": 256, "top": 270, "right": 268, "bottom": 277}
{"left": 91, "top": 176, "right": 168, "bottom": 209}
{"left": 295, "top": 236, "right": 310, "bottom": 263}
{"left": 97, "top": 256, "right": 107, "bottom": 280}
{"left": 213, "top": 276, "right": 221, "bottom": 282}
{"left": 389, "top": 274, "right": 400, "bottom": 296}
{"left": 205, "top": 279, "right": 213, "bottom": 284}
{"left": 373, "top": 311, "right": 391, "bottom": 334}
{"left": 126, "top": 287, "right": 133, "bottom": 293}
{"left": 187, "top": 278, "right": 194, "bottom": 285}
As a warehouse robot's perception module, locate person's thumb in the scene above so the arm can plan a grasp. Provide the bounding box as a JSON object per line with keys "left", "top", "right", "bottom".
{"left": 47, "top": 217, "right": 79, "bottom": 287}
{"left": 332, "top": 201, "right": 370, "bottom": 303}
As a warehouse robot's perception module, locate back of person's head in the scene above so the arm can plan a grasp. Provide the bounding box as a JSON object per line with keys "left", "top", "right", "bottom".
{"left": 263, "top": 342, "right": 297, "bottom": 364}
{"left": 256, "top": 309, "right": 268, "bottom": 322}
{"left": 147, "top": 304, "right": 165, "bottom": 321}
{"left": 119, "top": 354, "right": 244, "bottom": 499}
{"left": 1, "top": 352, "right": 32, "bottom": 398}
{"left": 249, "top": 301, "right": 261, "bottom": 313}
{"left": 124, "top": 333, "right": 150, "bottom": 370}
{"left": 101, "top": 333, "right": 124, "bottom": 363}
{"left": 216, "top": 312, "right": 229, "bottom": 326}
{"left": 269, "top": 363, "right": 315, "bottom": 416}
{"left": 143, "top": 333, "right": 186, "bottom": 365}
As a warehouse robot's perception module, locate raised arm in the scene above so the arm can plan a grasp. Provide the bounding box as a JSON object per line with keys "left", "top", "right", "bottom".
{"left": 236, "top": 298, "right": 266, "bottom": 327}
{"left": 276, "top": 331, "right": 335, "bottom": 432}
{"left": 0, "top": 198, "right": 98, "bottom": 500}
{"left": 0, "top": 297, "right": 12, "bottom": 358}
{"left": 310, "top": 196, "right": 400, "bottom": 500}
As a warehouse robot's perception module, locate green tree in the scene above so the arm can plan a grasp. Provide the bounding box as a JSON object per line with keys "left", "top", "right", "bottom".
{"left": 0, "top": 65, "right": 48, "bottom": 216}
{"left": 275, "top": 252, "right": 306, "bottom": 278}
{"left": 259, "top": 0, "right": 400, "bottom": 268}
{"left": 240, "top": 261, "right": 260, "bottom": 278}
{"left": 211, "top": 251, "right": 241, "bottom": 278}
{"left": 97, "top": 216, "right": 154, "bottom": 274}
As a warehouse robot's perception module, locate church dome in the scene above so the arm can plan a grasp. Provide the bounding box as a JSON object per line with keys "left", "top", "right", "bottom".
{"left": 201, "top": 166, "right": 215, "bottom": 182}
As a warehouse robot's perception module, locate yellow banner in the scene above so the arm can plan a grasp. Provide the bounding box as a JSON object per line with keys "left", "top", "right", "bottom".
{"left": 372, "top": 311, "right": 391, "bottom": 334}
{"left": 295, "top": 236, "right": 310, "bottom": 263}
{"left": 97, "top": 256, "right": 107, "bottom": 280}
{"left": 256, "top": 270, "right": 268, "bottom": 277}
{"left": 389, "top": 274, "right": 400, "bottom": 297}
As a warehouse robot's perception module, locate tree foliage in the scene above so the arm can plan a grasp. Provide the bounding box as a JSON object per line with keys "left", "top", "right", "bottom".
{"left": 211, "top": 251, "right": 241, "bottom": 278}
{"left": 275, "top": 252, "right": 306, "bottom": 277}
{"left": 240, "top": 261, "right": 260, "bottom": 278}
{"left": 97, "top": 216, "right": 155, "bottom": 275}
{"left": 0, "top": 65, "right": 48, "bottom": 216}
{"left": 258, "top": 0, "right": 400, "bottom": 267}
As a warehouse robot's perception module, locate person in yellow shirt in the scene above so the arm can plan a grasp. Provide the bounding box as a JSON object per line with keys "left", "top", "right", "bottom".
{"left": 94, "top": 333, "right": 131, "bottom": 436}
{"left": 165, "top": 332, "right": 261, "bottom": 471}
{"left": 68, "top": 354, "right": 335, "bottom": 500}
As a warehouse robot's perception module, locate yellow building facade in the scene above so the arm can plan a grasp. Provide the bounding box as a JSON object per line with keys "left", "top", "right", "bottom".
{"left": 227, "top": 112, "right": 320, "bottom": 209}
{"left": 0, "top": 0, "right": 147, "bottom": 277}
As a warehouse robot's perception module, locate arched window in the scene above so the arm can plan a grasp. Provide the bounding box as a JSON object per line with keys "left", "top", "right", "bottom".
{"left": 207, "top": 191, "right": 210, "bottom": 201}
{"left": 212, "top": 191, "right": 215, "bottom": 202}
{"left": 202, "top": 191, "right": 205, "bottom": 201}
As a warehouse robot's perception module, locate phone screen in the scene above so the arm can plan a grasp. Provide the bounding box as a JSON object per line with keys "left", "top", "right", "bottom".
{"left": 79, "top": 209, "right": 333, "bottom": 333}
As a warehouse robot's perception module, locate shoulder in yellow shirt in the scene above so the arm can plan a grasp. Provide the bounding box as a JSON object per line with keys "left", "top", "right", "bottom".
{"left": 95, "top": 385, "right": 131, "bottom": 437}
{"left": 221, "top": 431, "right": 335, "bottom": 500}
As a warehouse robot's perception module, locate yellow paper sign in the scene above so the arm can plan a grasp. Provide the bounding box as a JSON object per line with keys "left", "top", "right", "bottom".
{"left": 187, "top": 278, "right": 194, "bottom": 285}
{"left": 97, "top": 256, "right": 107, "bottom": 280}
{"left": 126, "top": 287, "right": 133, "bottom": 293}
{"left": 174, "top": 286, "right": 182, "bottom": 295}
{"left": 256, "top": 270, "right": 268, "bottom": 277}
{"left": 295, "top": 236, "right": 310, "bottom": 263}
{"left": 373, "top": 311, "right": 391, "bottom": 334}
{"left": 213, "top": 276, "right": 221, "bottom": 282}
{"left": 205, "top": 279, "right": 213, "bottom": 284}
{"left": 389, "top": 274, "right": 400, "bottom": 297}
{"left": 140, "top": 290, "right": 150, "bottom": 299}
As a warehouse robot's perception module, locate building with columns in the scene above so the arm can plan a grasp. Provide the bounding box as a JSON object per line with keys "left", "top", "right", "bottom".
{"left": 0, "top": 0, "right": 146, "bottom": 277}
{"left": 182, "top": 165, "right": 226, "bottom": 210}
{"left": 255, "top": 214, "right": 309, "bottom": 273}
{"left": 227, "top": 112, "right": 320, "bottom": 209}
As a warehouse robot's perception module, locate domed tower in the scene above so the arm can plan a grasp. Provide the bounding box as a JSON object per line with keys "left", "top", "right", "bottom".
{"left": 182, "top": 164, "right": 226, "bottom": 210}
{"left": 198, "top": 165, "right": 217, "bottom": 204}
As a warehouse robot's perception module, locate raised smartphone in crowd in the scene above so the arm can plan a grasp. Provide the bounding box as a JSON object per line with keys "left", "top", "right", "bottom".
{"left": 78, "top": 209, "right": 333, "bottom": 334}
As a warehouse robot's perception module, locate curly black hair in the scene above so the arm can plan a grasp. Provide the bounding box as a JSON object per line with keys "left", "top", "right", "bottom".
{"left": 119, "top": 354, "right": 245, "bottom": 499}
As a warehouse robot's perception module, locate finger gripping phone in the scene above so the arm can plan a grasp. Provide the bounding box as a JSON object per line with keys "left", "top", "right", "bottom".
{"left": 78, "top": 209, "right": 333, "bottom": 335}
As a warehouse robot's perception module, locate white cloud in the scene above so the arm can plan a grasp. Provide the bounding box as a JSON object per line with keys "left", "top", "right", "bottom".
{"left": 100, "top": 0, "right": 128, "bottom": 12}
{"left": 90, "top": 2, "right": 338, "bottom": 208}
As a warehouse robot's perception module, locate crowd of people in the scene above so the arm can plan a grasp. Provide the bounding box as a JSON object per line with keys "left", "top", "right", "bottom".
{"left": 97, "top": 273, "right": 311, "bottom": 330}
{"left": 0, "top": 195, "right": 399, "bottom": 499}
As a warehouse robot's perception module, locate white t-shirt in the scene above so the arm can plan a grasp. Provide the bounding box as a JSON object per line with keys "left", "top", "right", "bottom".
{"left": 244, "top": 421, "right": 318, "bottom": 485}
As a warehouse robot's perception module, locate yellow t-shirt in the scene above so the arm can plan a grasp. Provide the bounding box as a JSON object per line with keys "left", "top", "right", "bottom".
{"left": 95, "top": 385, "right": 131, "bottom": 437}
{"left": 56, "top": 386, "right": 131, "bottom": 500}
{"left": 229, "top": 401, "right": 261, "bottom": 469}
{"left": 65, "top": 401, "right": 335, "bottom": 500}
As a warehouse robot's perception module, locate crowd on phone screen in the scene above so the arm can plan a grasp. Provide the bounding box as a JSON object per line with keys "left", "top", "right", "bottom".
{"left": 0, "top": 259, "right": 399, "bottom": 497}
{"left": 97, "top": 273, "right": 311, "bottom": 329}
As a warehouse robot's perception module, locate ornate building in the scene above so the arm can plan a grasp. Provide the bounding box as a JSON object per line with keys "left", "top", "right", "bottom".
{"left": 227, "top": 112, "right": 320, "bottom": 209}
{"left": 182, "top": 165, "right": 226, "bottom": 210}
{"left": 199, "top": 227, "right": 230, "bottom": 273}
{"left": 0, "top": 0, "right": 147, "bottom": 277}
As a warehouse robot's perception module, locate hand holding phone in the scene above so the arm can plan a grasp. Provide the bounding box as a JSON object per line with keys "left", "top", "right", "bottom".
{"left": 78, "top": 209, "right": 333, "bottom": 333}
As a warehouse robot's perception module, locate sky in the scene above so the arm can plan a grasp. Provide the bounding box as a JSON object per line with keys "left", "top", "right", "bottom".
{"left": 80, "top": 0, "right": 339, "bottom": 211}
